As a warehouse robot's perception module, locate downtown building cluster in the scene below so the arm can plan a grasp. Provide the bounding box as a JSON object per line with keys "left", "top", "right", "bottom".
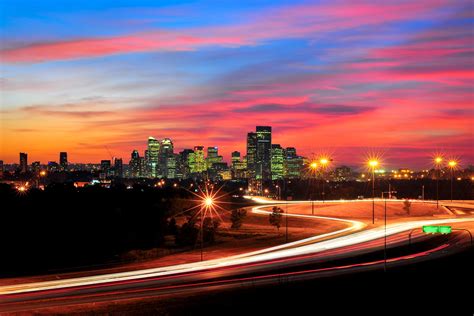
{"left": 126, "top": 126, "right": 306, "bottom": 183}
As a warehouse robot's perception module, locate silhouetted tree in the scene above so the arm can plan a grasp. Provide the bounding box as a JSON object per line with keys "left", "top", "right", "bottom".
{"left": 175, "top": 216, "right": 199, "bottom": 247}
{"left": 203, "top": 218, "right": 221, "bottom": 243}
{"left": 230, "top": 208, "right": 247, "bottom": 229}
{"left": 269, "top": 206, "right": 284, "bottom": 231}
{"left": 167, "top": 217, "right": 178, "bottom": 235}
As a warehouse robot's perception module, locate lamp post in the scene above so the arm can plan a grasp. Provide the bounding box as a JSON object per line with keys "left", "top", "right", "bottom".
{"left": 200, "top": 196, "right": 214, "bottom": 261}
{"left": 434, "top": 157, "right": 443, "bottom": 208}
{"left": 448, "top": 160, "right": 457, "bottom": 202}
{"left": 309, "top": 162, "right": 318, "bottom": 214}
{"left": 38, "top": 170, "right": 46, "bottom": 188}
{"left": 368, "top": 160, "right": 379, "bottom": 224}
{"left": 319, "top": 158, "right": 329, "bottom": 203}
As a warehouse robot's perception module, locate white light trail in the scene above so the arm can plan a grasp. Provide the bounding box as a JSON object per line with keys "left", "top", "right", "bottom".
{"left": 1, "top": 200, "right": 472, "bottom": 296}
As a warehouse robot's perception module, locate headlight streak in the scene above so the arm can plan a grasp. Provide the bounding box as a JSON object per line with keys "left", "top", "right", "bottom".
{"left": 1, "top": 200, "right": 472, "bottom": 296}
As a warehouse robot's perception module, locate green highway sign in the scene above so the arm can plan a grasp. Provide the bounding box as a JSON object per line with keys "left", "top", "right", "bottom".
{"left": 422, "top": 225, "right": 452, "bottom": 234}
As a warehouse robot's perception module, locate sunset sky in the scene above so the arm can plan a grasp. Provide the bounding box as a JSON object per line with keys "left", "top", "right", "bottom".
{"left": 1, "top": 0, "right": 473, "bottom": 168}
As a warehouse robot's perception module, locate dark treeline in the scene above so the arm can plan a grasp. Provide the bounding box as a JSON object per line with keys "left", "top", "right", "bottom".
{"left": 0, "top": 183, "right": 201, "bottom": 277}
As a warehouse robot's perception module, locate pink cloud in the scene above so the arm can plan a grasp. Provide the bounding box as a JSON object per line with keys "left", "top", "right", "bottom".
{"left": 0, "top": 0, "right": 448, "bottom": 63}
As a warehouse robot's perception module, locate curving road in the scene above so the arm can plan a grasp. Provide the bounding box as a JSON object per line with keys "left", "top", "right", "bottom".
{"left": 0, "top": 198, "right": 473, "bottom": 312}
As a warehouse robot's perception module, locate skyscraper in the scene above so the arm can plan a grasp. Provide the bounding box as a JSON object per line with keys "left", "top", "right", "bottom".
{"left": 59, "top": 152, "right": 68, "bottom": 171}
{"left": 231, "top": 151, "right": 246, "bottom": 179}
{"left": 129, "top": 150, "right": 141, "bottom": 178}
{"left": 114, "top": 158, "right": 123, "bottom": 178}
{"left": 284, "top": 147, "right": 304, "bottom": 179}
{"left": 188, "top": 146, "right": 206, "bottom": 174}
{"left": 19, "top": 152, "right": 28, "bottom": 173}
{"left": 246, "top": 132, "right": 257, "bottom": 178}
{"left": 100, "top": 160, "right": 111, "bottom": 178}
{"left": 271, "top": 144, "right": 284, "bottom": 180}
{"left": 206, "top": 146, "right": 223, "bottom": 170}
{"left": 159, "top": 138, "right": 174, "bottom": 178}
{"left": 147, "top": 137, "right": 160, "bottom": 178}
{"left": 178, "top": 149, "right": 194, "bottom": 178}
{"left": 256, "top": 126, "right": 272, "bottom": 181}
{"left": 231, "top": 151, "right": 241, "bottom": 167}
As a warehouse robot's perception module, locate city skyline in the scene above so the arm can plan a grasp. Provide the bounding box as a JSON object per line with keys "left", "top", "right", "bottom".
{"left": 1, "top": 0, "right": 472, "bottom": 168}
{"left": 1, "top": 139, "right": 470, "bottom": 171}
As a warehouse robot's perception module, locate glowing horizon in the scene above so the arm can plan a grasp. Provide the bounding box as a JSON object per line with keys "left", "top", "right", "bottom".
{"left": 1, "top": 0, "right": 473, "bottom": 168}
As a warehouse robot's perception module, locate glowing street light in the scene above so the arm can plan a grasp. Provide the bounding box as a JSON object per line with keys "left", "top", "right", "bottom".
{"left": 433, "top": 156, "right": 443, "bottom": 208}
{"left": 186, "top": 184, "right": 226, "bottom": 262}
{"left": 368, "top": 159, "right": 379, "bottom": 224}
{"left": 204, "top": 197, "right": 214, "bottom": 207}
{"left": 448, "top": 159, "right": 458, "bottom": 202}
{"left": 319, "top": 157, "right": 331, "bottom": 203}
{"left": 369, "top": 160, "right": 379, "bottom": 168}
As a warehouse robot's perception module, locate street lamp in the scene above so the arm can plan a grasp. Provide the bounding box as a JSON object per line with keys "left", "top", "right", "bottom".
{"left": 434, "top": 156, "right": 443, "bottom": 208}
{"left": 319, "top": 158, "right": 330, "bottom": 203}
{"left": 200, "top": 195, "right": 214, "bottom": 261}
{"left": 368, "top": 160, "right": 379, "bottom": 224}
{"left": 448, "top": 160, "right": 457, "bottom": 202}
{"left": 309, "top": 162, "right": 318, "bottom": 214}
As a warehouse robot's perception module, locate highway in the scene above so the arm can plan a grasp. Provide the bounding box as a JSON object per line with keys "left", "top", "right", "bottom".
{"left": 0, "top": 198, "right": 473, "bottom": 312}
